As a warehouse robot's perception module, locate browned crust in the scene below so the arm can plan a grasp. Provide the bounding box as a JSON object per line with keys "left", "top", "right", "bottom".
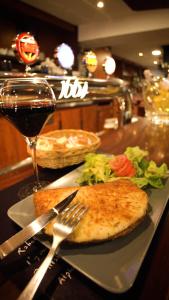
{"left": 33, "top": 179, "right": 148, "bottom": 243}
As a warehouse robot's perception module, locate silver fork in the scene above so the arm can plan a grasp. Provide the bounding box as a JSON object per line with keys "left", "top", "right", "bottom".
{"left": 17, "top": 203, "right": 87, "bottom": 300}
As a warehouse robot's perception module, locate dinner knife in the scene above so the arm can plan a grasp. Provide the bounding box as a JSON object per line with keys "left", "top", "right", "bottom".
{"left": 0, "top": 190, "right": 78, "bottom": 259}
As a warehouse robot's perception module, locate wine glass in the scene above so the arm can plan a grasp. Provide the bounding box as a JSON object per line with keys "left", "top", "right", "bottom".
{"left": 0, "top": 77, "right": 56, "bottom": 197}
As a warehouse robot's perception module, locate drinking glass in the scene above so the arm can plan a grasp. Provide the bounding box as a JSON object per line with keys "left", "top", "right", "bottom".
{"left": 143, "top": 76, "right": 169, "bottom": 125}
{"left": 0, "top": 77, "right": 56, "bottom": 196}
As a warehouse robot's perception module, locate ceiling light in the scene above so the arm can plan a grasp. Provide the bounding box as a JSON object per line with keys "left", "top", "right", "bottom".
{"left": 138, "top": 52, "right": 143, "bottom": 57}
{"left": 97, "top": 1, "right": 104, "bottom": 8}
{"left": 152, "top": 49, "right": 161, "bottom": 56}
{"left": 153, "top": 60, "right": 158, "bottom": 65}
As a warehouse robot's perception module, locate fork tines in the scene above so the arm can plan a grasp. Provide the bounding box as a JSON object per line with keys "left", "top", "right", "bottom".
{"left": 58, "top": 203, "right": 88, "bottom": 228}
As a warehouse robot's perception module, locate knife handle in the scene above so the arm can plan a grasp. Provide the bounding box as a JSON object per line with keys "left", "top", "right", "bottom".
{"left": 0, "top": 190, "right": 78, "bottom": 259}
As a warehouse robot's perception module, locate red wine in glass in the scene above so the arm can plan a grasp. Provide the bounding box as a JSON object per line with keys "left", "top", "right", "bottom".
{"left": 1, "top": 103, "right": 55, "bottom": 137}
{"left": 0, "top": 78, "right": 56, "bottom": 198}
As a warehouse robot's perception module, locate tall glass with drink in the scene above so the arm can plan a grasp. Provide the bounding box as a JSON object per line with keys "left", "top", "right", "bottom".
{"left": 143, "top": 71, "right": 169, "bottom": 125}
{"left": 0, "top": 77, "right": 56, "bottom": 196}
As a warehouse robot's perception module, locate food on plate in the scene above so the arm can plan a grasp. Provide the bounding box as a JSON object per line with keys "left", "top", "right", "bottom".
{"left": 37, "top": 134, "right": 93, "bottom": 151}
{"left": 33, "top": 179, "right": 148, "bottom": 243}
{"left": 109, "top": 154, "right": 136, "bottom": 177}
{"left": 28, "top": 129, "right": 100, "bottom": 169}
{"left": 36, "top": 129, "right": 100, "bottom": 152}
{"left": 77, "top": 146, "right": 168, "bottom": 189}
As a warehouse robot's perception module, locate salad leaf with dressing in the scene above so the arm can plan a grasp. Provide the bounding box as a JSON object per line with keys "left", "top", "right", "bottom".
{"left": 77, "top": 146, "right": 168, "bottom": 189}
{"left": 77, "top": 153, "right": 114, "bottom": 185}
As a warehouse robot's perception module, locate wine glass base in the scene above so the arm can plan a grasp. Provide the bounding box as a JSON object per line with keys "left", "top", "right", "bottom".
{"left": 18, "top": 180, "right": 50, "bottom": 199}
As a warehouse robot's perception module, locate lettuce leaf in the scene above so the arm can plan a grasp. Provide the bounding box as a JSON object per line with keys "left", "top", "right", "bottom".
{"left": 125, "top": 146, "right": 148, "bottom": 163}
{"left": 147, "top": 177, "right": 164, "bottom": 189}
{"left": 143, "top": 161, "right": 168, "bottom": 188}
{"left": 77, "top": 153, "right": 113, "bottom": 185}
{"left": 145, "top": 161, "right": 168, "bottom": 178}
{"left": 130, "top": 177, "right": 149, "bottom": 188}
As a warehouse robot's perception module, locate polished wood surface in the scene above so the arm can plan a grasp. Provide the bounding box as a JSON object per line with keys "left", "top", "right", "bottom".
{"left": 0, "top": 117, "right": 169, "bottom": 300}
{"left": 0, "top": 165, "right": 33, "bottom": 190}
{"left": 100, "top": 117, "right": 169, "bottom": 165}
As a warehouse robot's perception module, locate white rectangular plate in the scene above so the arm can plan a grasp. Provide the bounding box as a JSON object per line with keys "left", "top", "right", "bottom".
{"left": 8, "top": 166, "right": 169, "bottom": 293}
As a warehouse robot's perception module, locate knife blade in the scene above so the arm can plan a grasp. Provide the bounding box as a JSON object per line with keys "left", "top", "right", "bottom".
{"left": 0, "top": 189, "right": 78, "bottom": 259}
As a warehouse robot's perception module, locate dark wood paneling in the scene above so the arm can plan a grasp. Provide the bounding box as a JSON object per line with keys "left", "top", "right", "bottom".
{"left": 60, "top": 108, "right": 82, "bottom": 129}
{"left": 0, "top": 0, "right": 76, "bottom": 31}
{"left": 124, "top": 0, "right": 169, "bottom": 11}
{"left": 0, "top": 117, "right": 27, "bottom": 169}
{"left": 96, "top": 104, "right": 115, "bottom": 131}
{"left": 81, "top": 105, "right": 98, "bottom": 132}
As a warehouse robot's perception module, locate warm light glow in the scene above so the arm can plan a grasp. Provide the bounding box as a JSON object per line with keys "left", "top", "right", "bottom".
{"left": 97, "top": 1, "right": 104, "bottom": 8}
{"left": 83, "top": 51, "right": 98, "bottom": 73}
{"left": 104, "top": 57, "right": 116, "bottom": 75}
{"left": 153, "top": 60, "right": 158, "bottom": 65}
{"left": 57, "top": 43, "right": 74, "bottom": 69}
{"left": 152, "top": 49, "right": 161, "bottom": 56}
{"left": 138, "top": 52, "right": 143, "bottom": 57}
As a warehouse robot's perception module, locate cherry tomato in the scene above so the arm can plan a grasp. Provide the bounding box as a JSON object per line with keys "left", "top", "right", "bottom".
{"left": 109, "top": 154, "right": 136, "bottom": 177}
{"left": 109, "top": 155, "right": 127, "bottom": 170}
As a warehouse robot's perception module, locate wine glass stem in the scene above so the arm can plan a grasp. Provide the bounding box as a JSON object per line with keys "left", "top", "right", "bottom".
{"left": 27, "top": 136, "right": 41, "bottom": 192}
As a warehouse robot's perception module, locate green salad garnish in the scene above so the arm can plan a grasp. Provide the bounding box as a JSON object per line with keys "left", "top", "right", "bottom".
{"left": 77, "top": 146, "right": 168, "bottom": 189}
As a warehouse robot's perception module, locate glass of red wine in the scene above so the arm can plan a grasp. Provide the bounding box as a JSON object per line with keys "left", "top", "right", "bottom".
{"left": 0, "top": 77, "right": 56, "bottom": 197}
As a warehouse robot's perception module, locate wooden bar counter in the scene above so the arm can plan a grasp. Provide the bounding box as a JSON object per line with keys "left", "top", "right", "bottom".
{"left": 0, "top": 117, "right": 169, "bottom": 300}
